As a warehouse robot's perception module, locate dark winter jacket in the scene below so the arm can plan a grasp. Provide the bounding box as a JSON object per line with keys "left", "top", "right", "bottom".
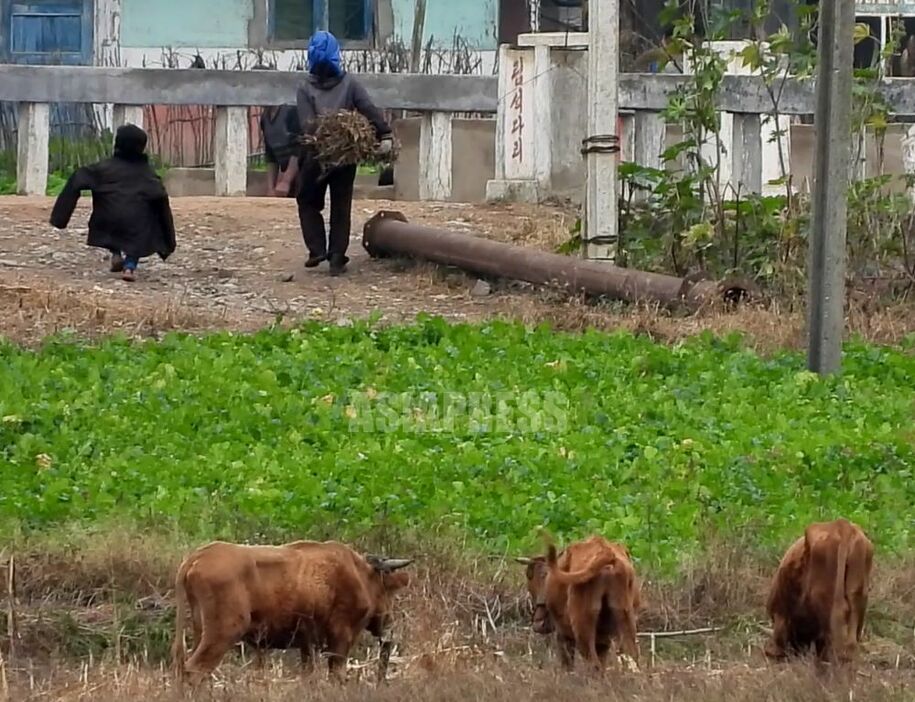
{"left": 296, "top": 72, "right": 391, "bottom": 140}
{"left": 260, "top": 104, "right": 301, "bottom": 170}
{"left": 49, "top": 126, "right": 176, "bottom": 260}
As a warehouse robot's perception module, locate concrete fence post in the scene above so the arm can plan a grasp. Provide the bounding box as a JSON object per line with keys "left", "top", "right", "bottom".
{"left": 419, "top": 111, "right": 453, "bottom": 201}
{"left": 731, "top": 113, "right": 763, "bottom": 195}
{"left": 902, "top": 124, "right": 915, "bottom": 205}
{"left": 532, "top": 44, "right": 553, "bottom": 193}
{"left": 112, "top": 104, "right": 145, "bottom": 131}
{"left": 16, "top": 102, "right": 50, "bottom": 196}
{"left": 214, "top": 106, "right": 248, "bottom": 197}
{"left": 633, "top": 112, "right": 665, "bottom": 171}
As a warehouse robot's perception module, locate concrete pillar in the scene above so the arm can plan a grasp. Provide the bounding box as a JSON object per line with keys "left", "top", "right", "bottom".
{"left": 731, "top": 113, "right": 762, "bottom": 195}
{"left": 419, "top": 111, "right": 452, "bottom": 201}
{"left": 214, "top": 106, "right": 248, "bottom": 197}
{"left": 807, "top": 0, "right": 855, "bottom": 375}
{"left": 112, "top": 104, "right": 144, "bottom": 131}
{"left": 491, "top": 44, "right": 510, "bottom": 183}
{"left": 633, "top": 113, "right": 665, "bottom": 167}
{"left": 625, "top": 111, "right": 666, "bottom": 202}
{"left": 902, "top": 124, "right": 915, "bottom": 205}
{"left": 17, "top": 102, "right": 50, "bottom": 196}
{"left": 532, "top": 44, "right": 552, "bottom": 192}
{"left": 583, "top": 0, "right": 620, "bottom": 260}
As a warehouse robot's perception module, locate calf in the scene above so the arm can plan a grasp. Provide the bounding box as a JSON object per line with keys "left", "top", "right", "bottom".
{"left": 517, "top": 535, "right": 640, "bottom": 671}
{"left": 765, "top": 518, "right": 873, "bottom": 665}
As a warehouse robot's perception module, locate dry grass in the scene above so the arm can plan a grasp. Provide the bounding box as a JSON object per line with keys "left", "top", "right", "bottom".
{"left": 496, "top": 296, "right": 915, "bottom": 353}
{"left": 0, "top": 283, "right": 245, "bottom": 346}
{"left": 2, "top": 530, "right": 915, "bottom": 702}
{"left": 300, "top": 111, "right": 398, "bottom": 172}
{"left": 9, "top": 661, "right": 915, "bottom": 702}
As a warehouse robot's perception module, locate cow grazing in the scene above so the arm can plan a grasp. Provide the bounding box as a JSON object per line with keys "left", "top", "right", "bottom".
{"left": 171, "top": 540, "right": 412, "bottom": 684}
{"left": 516, "top": 535, "right": 640, "bottom": 671}
{"left": 765, "top": 518, "right": 874, "bottom": 666}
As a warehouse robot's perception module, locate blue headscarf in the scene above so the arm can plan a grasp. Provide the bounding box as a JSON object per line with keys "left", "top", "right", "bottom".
{"left": 308, "top": 31, "right": 343, "bottom": 77}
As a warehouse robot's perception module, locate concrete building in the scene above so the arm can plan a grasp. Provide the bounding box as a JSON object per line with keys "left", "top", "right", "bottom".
{"left": 0, "top": 0, "right": 503, "bottom": 72}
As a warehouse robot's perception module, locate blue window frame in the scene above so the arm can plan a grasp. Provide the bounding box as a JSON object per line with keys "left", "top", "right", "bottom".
{"left": 271, "top": 0, "right": 373, "bottom": 44}
{"left": 1, "top": 0, "right": 92, "bottom": 64}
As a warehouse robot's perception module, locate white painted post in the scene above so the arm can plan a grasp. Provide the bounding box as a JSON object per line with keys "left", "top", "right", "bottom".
{"left": 492, "top": 45, "right": 509, "bottom": 184}
{"left": 583, "top": 0, "right": 619, "bottom": 260}
{"left": 419, "top": 111, "right": 453, "bottom": 201}
{"left": 902, "top": 124, "right": 915, "bottom": 205}
{"left": 214, "top": 106, "right": 248, "bottom": 197}
{"left": 850, "top": 128, "right": 868, "bottom": 181}
{"left": 16, "top": 102, "right": 50, "bottom": 196}
{"left": 633, "top": 112, "right": 665, "bottom": 171}
{"left": 631, "top": 111, "right": 665, "bottom": 202}
{"left": 731, "top": 113, "right": 762, "bottom": 195}
{"left": 112, "top": 104, "right": 144, "bottom": 131}
{"left": 532, "top": 44, "right": 553, "bottom": 193}
{"left": 619, "top": 111, "right": 635, "bottom": 162}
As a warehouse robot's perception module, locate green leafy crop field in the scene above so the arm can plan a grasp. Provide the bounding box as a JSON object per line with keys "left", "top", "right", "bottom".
{"left": 1, "top": 319, "right": 913, "bottom": 571}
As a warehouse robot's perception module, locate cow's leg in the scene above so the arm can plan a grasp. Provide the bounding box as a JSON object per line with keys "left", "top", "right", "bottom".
{"left": 325, "top": 626, "right": 357, "bottom": 681}
{"left": 252, "top": 646, "right": 267, "bottom": 672}
{"left": 764, "top": 615, "right": 790, "bottom": 662}
{"left": 569, "top": 598, "right": 601, "bottom": 671}
{"left": 300, "top": 642, "right": 318, "bottom": 677}
{"left": 557, "top": 636, "right": 576, "bottom": 671}
{"left": 185, "top": 606, "right": 251, "bottom": 684}
{"left": 854, "top": 591, "right": 868, "bottom": 644}
{"left": 616, "top": 607, "right": 639, "bottom": 666}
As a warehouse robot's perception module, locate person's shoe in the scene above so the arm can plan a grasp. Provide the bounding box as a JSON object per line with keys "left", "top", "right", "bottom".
{"left": 305, "top": 254, "right": 327, "bottom": 268}
{"left": 328, "top": 254, "right": 349, "bottom": 277}
{"left": 110, "top": 253, "right": 124, "bottom": 273}
{"left": 122, "top": 268, "right": 136, "bottom": 282}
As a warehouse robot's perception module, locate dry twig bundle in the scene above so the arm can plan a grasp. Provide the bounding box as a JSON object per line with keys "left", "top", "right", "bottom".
{"left": 299, "top": 110, "right": 400, "bottom": 172}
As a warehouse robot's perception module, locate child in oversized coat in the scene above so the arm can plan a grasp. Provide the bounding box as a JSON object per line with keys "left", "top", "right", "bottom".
{"left": 50, "top": 124, "right": 176, "bottom": 282}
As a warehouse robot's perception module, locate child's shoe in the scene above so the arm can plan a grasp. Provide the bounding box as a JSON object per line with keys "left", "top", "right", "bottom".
{"left": 110, "top": 252, "right": 125, "bottom": 272}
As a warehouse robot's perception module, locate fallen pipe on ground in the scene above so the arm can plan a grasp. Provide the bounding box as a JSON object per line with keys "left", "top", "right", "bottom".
{"left": 362, "top": 211, "right": 754, "bottom": 309}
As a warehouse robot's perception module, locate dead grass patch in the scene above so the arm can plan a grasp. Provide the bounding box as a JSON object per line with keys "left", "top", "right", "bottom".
{"left": 2, "top": 530, "right": 914, "bottom": 676}
{"left": 0, "top": 282, "right": 243, "bottom": 346}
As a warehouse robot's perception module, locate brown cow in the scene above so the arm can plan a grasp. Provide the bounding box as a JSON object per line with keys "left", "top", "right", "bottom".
{"left": 765, "top": 518, "right": 873, "bottom": 666}
{"left": 516, "top": 535, "right": 640, "bottom": 671}
{"left": 171, "top": 540, "right": 411, "bottom": 684}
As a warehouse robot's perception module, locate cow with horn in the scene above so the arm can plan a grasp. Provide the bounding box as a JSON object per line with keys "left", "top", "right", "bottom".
{"left": 516, "top": 535, "right": 640, "bottom": 672}
{"left": 172, "top": 540, "right": 412, "bottom": 685}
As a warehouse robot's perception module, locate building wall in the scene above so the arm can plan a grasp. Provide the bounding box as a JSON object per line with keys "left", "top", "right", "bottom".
{"left": 121, "top": 0, "right": 253, "bottom": 48}
{"left": 390, "top": 0, "right": 498, "bottom": 50}
{"left": 113, "top": 0, "right": 498, "bottom": 67}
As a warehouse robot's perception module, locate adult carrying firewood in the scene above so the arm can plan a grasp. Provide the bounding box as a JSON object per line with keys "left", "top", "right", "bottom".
{"left": 296, "top": 31, "right": 393, "bottom": 276}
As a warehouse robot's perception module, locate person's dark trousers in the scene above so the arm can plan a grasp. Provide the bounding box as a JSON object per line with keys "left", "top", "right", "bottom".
{"left": 296, "top": 161, "right": 358, "bottom": 269}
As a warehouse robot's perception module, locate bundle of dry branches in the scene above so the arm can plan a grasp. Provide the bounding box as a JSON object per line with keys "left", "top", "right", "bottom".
{"left": 299, "top": 110, "right": 400, "bottom": 172}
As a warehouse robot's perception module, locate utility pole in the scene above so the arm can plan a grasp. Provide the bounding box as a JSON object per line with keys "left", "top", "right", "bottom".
{"left": 807, "top": 0, "right": 855, "bottom": 375}
{"left": 583, "top": 0, "right": 620, "bottom": 261}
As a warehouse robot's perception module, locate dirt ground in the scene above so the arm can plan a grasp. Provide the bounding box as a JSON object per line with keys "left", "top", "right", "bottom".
{"left": 2, "top": 195, "right": 913, "bottom": 350}
{"left": 0, "top": 196, "right": 576, "bottom": 342}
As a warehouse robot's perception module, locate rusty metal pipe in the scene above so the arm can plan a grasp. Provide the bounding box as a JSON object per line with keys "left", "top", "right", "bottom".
{"left": 363, "top": 211, "right": 751, "bottom": 309}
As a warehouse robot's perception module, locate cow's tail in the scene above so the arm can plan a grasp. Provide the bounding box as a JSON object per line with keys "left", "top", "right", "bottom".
{"left": 171, "top": 556, "right": 191, "bottom": 681}
{"left": 831, "top": 531, "right": 850, "bottom": 662}
{"left": 546, "top": 544, "right": 617, "bottom": 586}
